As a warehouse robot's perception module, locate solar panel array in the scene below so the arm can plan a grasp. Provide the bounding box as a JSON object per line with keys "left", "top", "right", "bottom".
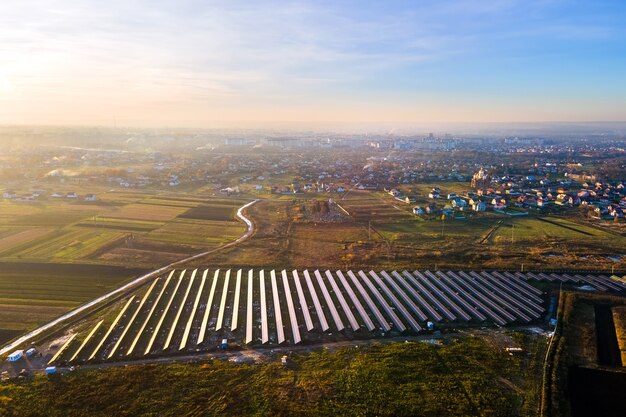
{"left": 53, "top": 269, "right": 625, "bottom": 364}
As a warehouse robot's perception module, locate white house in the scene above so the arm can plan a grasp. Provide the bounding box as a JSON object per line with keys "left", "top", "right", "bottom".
{"left": 451, "top": 198, "right": 467, "bottom": 208}
{"left": 472, "top": 201, "right": 487, "bottom": 212}
{"left": 84, "top": 194, "right": 97, "bottom": 201}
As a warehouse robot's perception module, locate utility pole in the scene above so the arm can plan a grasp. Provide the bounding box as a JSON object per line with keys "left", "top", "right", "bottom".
{"left": 441, "top": 214, "right": 445, "bottom": 238}
{"left": 511, "top": 220, "right": 514, "bottom": 244}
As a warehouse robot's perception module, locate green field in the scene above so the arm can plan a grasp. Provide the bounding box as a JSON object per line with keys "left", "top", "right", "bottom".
{"left": 0, "top": 262, "right": 147, "bottom": 345}
{"left": 0, "top": 334, "right": 546, "bottom": 417}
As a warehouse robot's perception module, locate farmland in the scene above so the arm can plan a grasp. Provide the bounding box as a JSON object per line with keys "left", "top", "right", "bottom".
{"left": 0, "top": 193, "right": 249, "bottom": 267}
{"left": 0, "top": 262, "right": 147, "bottom": 345}
{"left": 0, "top": 191, "right": 251, "bottom": 346}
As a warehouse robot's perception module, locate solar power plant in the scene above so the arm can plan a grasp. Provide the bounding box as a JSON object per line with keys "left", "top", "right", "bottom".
{"left": 52, "top": 269, "right": 625, "bottom": 364}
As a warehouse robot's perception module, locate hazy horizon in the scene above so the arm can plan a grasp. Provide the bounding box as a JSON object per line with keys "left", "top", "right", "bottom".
{"left": 1, "top": 1, "right": 626, "bottom": 127}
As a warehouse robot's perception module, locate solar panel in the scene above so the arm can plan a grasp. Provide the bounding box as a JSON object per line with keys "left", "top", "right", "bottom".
{"left": 335, "top": 270, "right": 375, "bottom": 331}
{"left": 179, "top": 269, "right": 208, "bottom": 350}
{"left": 347, "top": 270, "right": 390, "bottom": 332}
{"left": 410, "top": 271, "right": 464, "bottom": 321}
{"left": 122, "top": 271, "right": 163, "bottom": 356}
{"left": 197, "top": 270, "right": 220, "bottom": 345}
{"left": 392, "top": 271, "right": 444, "bottom": 322}
{"left": 48, "top": 333, "right": 77, "bottom": 365}
{"left": 303, "top": 270, "right": 329, "bottom": 331}
{"left": 245, "top": 270, "right": 254, "bottom": 344}
{"left": 370, "top": 271, "right": 421, "bottom": 331}
{"left": 358, "top": 270, "right": 406, "bottom": 332}
{"left": 477, "top": 272, "right": 543, "bottom": 317}
{"left": 270, "top": 270, "right": 285, "bottom": 344}
{"left": 443, "top": 272, "right": 509, "bottom": 325}
{"left": 215, "top": 269, "right": 231, "bottom": 331}
{"left": 325, "top": 270, "right": 359, "bottom": 331}
{"left": 143, "top": 271, "right": 184, "bottom": 354}
{"left": 402, "top": 271, "right": 456, "bottom": 321}
{"left": 70, "top": 320, "right": 104, "bottom": 362}
{"left": 292, "top": 270, "right": 314, "bottom": 331}
{"left": 281, "top": 270, "right": 301, "bottom": 344}
{"left": 490, "top": 271, "right": 544, "bottom": 303}
{"left": 108, "top": 294, "right": 143, "bottom": 358}
{"left": 413, "top": 271, "right": 470, "bottom": 321}
{"left": 164, "top": 269, "right": 197, "bottom": 349}
{"left": 231, "top": 269, "right": 242, "bottom": 331}
{"left": 314, "top": 270, "right": 344, "bottom": 332}
{"left": 461, "top": 271, "right": 531, "bottom": 322}
{"left": 421, "top": 271, "right": 482, "bottom": 322}
{"left": 380, "top": 271, "right": 430, "bottom": 322}
{"left": 260, "top": 270, "right": 269, "bottom": 344}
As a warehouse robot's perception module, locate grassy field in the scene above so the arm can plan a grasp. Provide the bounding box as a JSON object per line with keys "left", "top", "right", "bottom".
{"left": 0, "top": 262, "right": 147, "bottom": 346}
{"left": 0, "top": 334, "right": 546, "bottom": 417}
{"left": 186, "top": 192, "right": 625, "bottom": 272}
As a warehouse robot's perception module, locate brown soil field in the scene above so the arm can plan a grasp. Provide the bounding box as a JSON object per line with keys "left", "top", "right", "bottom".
{"left": 0, "top": 228, "right": 53, "bottom": 253}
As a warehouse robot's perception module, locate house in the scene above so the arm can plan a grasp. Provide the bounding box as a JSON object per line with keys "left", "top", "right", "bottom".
{"left": 451, "top": 198, "right": 467, "bottom": 209}
{"left": 413, "top": 206, "right": 425, "bottom": 215}
{"left": 255, "top": 185, "right": 263, "bottom": 191}
{"left": 472, "top": 201, "right": 487, "bottom": 212}
{"left": 537, "top": 198, "right": 550, "bottom": 208}
{"left": 442, "top": 207, "right": 454, "bottom": 217}
{"left": 428, "top": 189, "right": 440, "bottom": 199}
{"left": 2, "top": 191, "right": 16, "bottom": 199}
{"left": 447, "top": 193, "right": 457, "bottom": 200}
{"left": 84, "top": 194, "right": 97, "bottom": 202}
{"left": 66, "top": 192, "right": 78, "bottom": 199}
{"left": 51, "top": 192, "right": 64, "bottom": 198}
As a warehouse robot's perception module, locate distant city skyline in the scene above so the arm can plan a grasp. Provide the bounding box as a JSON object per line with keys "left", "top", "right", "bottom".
{"left": 1, "top": 0, "right": 625, "bottom": 128}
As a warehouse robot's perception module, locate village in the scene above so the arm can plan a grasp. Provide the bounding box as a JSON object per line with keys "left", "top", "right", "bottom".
{"left": 2, "top": 130, "right": 625, "bottom": 224}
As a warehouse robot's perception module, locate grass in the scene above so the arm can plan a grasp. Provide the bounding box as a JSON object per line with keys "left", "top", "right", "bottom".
{"left": 106, "top": 203, "right": 189, "bottom": 222}
{"left": 177, "top": 202, "right": 242, "bottom": 221}
{"left": 147, "top": 219, "right": 245, "bottom": 246}
{"left": 0, "top": 228, "right": 54, "bottom": 254}
{"left": 0, "top": 335, "right": 544, "bottom": 417}
{"left": 0, "top": 262, "right": 147, "bottom": 346}
{"left": 185, "top": 193, "right": 625, "bottom": 273}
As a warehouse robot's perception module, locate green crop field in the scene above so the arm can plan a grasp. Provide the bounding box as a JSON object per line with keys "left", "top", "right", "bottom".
{"left": 0, "top": 262, "right": 147, "bottom": 345}
{"left": 147, "top": 219, "right": 245, "bottom": 246}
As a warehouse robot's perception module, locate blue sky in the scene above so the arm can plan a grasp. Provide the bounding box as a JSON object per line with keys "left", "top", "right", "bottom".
{"left": 0, "top": 0, "right": 625, "bottom": 127}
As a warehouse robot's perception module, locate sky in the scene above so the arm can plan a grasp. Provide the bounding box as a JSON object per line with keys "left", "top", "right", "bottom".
{"left": 0, "top": 0, "right": 625, "bottom": 128}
